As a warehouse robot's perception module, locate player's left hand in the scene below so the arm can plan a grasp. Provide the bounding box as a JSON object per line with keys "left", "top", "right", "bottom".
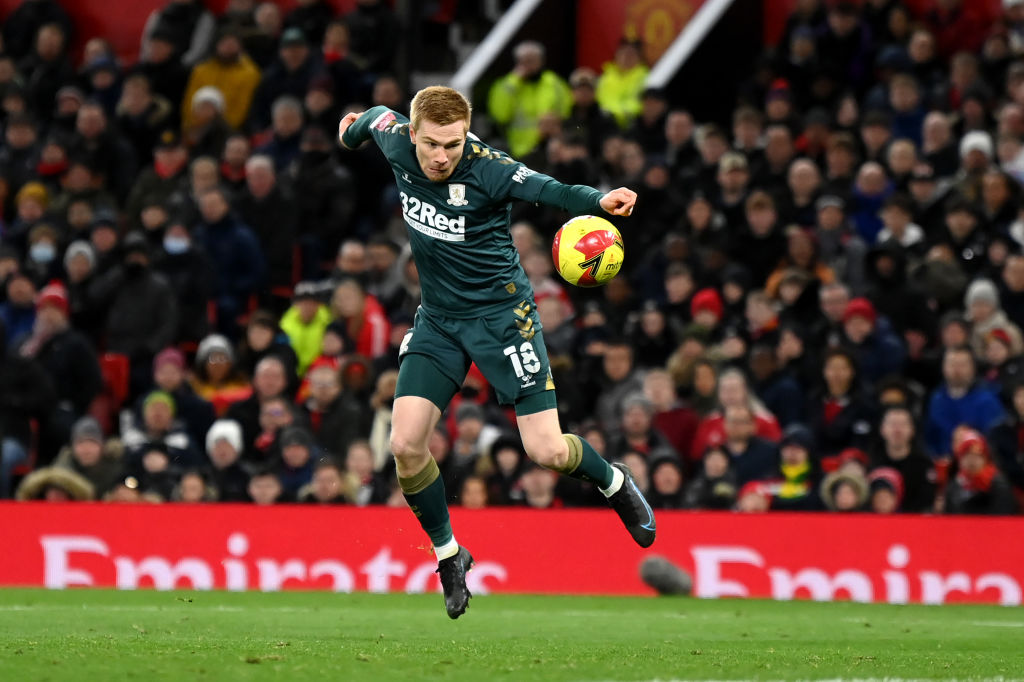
{"left": 600, "top": 187, "right": 637, "bottom": 216}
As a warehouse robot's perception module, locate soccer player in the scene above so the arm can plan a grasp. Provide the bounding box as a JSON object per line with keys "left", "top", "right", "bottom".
{"left": 338, "top": 86, "right": 655, "bottom": 619}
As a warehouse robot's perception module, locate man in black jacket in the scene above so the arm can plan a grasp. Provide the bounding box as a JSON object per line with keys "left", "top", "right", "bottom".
{"left": 15, "top": 282, "right": 99, "bottom": 466}
{"left": 94, "top": 233, "right": 179, "bottom": 399}
{"left": 0, "top": 319, "right": 56, "bottom": 495}
{"left": 871, "top": 404, "right": 936, "bottom": 513}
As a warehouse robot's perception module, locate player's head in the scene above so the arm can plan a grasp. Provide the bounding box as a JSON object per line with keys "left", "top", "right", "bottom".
{"left": 409, "top": 86, "right": 471, "bottom": 182}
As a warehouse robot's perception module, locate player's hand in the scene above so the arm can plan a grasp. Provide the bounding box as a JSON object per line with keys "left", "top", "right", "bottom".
{"left": 338, "top": 111, "right": 364, "bottom": 148}
{"left": 600, "top": 187, "right": 637, "bottom": 216}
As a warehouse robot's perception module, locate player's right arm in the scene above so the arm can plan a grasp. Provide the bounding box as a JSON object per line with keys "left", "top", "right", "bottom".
{"left": 338, "top": 105, "right": 397, "bottom": 150}
{"left": 337, "top": 111, "right": 364, "bottom": 149}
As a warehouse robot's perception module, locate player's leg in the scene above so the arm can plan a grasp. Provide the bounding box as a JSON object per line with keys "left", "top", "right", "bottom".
{"left": 471, "top": 300, "right": 655, "bottom": 546}
{"left": 393, "top": 310, "right": 475, "bottom": 618}
{"left": 516, "top": 401, "right": 656, "bottom": 548}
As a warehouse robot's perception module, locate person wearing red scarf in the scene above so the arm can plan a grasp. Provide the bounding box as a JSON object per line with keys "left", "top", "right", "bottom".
{"left": 943, "top": 428, "right": 1017, "bottom": 515}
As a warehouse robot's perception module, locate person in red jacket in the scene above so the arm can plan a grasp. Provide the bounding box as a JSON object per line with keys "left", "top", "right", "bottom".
{"left": 690, "top": 367, "right": 782, "bottom": 461}
{"left": 330, "top": 276, "right": 390, "bottom": 359}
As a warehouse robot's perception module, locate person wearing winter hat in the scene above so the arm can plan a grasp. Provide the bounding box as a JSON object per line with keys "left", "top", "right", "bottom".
{"left": 52, "top": 416, "right": 123, "bottom": 498}
{"left": 646, "top": 449, "right": 687, "bottom": 510}
{"left": 204, "top": 418, "right": 250, "bottom": 501}
{"left": 965, "top": 278, "right": 1024, "bottom": 357}
{"left": 772, "top": 423, "right": 821, "bottom": 511}
{"left": 690, "top": 288, "right": 724, "bottom": 328}
{"left": 148, "top": 346, "right": 216, "bottom": 448}
{"left": 840, "top": 296, "right": 907, "bottom": 387}
{"left": 189, "top": 333, "right": 251, "bottom": 412}
{"left": 820, "top": 466, "right": 869, "bottom": 511}
{"left": 943, "top": 428, "right": 1017, "bottom": 514}
{"left": 276, "top": 425, "right": 317, "bottom": 497}
{"left": 15, "top": 278, "right": 102, "bottom": 465}
{"left": 868, "top": 467, "right": 904, "bottom": 513}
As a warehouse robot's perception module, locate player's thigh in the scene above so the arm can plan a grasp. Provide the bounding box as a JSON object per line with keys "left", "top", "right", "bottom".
{"left": 394, "top": 308, "right": 470, "bottom": 409}
{"left": 469, "top": 300, "right": 555, "bottom": 406}
{"left": 515, "top": 407, "right": 567, "bottom": 467}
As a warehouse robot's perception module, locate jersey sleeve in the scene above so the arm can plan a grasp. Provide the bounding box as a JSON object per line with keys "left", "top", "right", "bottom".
{"left": 341, "top": 106, "right": 411, "bottom": 150}
{"left": 472, "top": 145, "right": 604, "bottom": 216}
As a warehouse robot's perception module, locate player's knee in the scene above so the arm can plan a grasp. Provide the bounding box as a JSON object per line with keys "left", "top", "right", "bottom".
{"left": 390, "top": 433, "right": 426, "bottom": 464}
{"left": 524, "top": 437, "right": 569, "bottom": 471}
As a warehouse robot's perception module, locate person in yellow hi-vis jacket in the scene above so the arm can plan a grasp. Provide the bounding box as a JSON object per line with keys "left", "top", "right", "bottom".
{"left": 487, "top": 41, "right": 572, "bottom": 159}
{"left": 596, "top": 39, "right": 649, "bottom": 129}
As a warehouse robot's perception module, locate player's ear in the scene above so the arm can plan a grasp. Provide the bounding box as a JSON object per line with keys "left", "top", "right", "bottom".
{"left": 409, "top": 126, "right": 417, "bottom": 143}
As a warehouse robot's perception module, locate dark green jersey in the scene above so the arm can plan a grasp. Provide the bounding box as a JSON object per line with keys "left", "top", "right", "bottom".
{"left": 343, "top": 105, "right": 604, "bottom": 318}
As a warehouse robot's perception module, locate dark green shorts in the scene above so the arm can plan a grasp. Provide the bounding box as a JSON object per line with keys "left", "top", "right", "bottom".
{"left": 394, "top": 301, "right": 556, "bottom": 414}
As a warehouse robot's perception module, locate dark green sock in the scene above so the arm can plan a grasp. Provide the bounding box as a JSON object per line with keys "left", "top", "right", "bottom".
{"left": 399, "top": 458, "right": 453, "bottom": 547}
{"left": 561, "top": 434, "right": 615, "bottom": 489}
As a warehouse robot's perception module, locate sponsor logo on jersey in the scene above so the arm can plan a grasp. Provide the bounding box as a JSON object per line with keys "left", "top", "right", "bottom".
{"left": 371, "top": 111, "right": 396, "bottom": 131}
{"left": 402, "top": 172, "right": 410, "bottom": 182}
{"left": 446, "top": 184, "right": 469, "bottom": 207}
{"left": 400, "top": 191, "right": 466, "bottom": 242}
{"left": 512, "top": 165, "right": 535, "bottom": 184}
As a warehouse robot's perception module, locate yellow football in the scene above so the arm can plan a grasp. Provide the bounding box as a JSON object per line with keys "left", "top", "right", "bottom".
{"left": 551, "top": 215, "right": 625, "bottom": 287}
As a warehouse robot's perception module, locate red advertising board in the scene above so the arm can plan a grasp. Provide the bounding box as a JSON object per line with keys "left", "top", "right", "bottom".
{"left": 2, "top": 503, "right": 1022, "bottom": 606}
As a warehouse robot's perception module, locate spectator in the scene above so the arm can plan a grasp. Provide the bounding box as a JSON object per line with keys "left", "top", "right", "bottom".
{"left": 867, "top": 466, "right": 904, "bottom": 513}
{"left": 255, "top": 95, "right": 304, "bottom": 172}
{"left": 189, "top": 333, "right": 252, "bottom": 413}
{"left": 720, "top": 404, "right": 780, "bottom": 487}
{"left": 140, "top": 0, "right": 216, "bottom": 67}
{"left": 343, "top": 0, "right": 400, "bottom": 77}
{"left": 839, "top": 296, "right": 906, "bottom": 386}
{"left": 772, "top": 423, "right": 822, "bottom": 511}
{"left": 122, "top": 389, "right": 202, "bottom": 467}
{"left": 15, "top": 466, "right": 93, "bottom": 502}
{"left": 988, "top": 380, "right": 1024, "bottom": 495}
{"left": 607, "top": 394, "right": 675, "bottom": 461}
{"left": 517, "top": 459, "right": 562, "bottom": 509}
{"left": 236, "top": 310, "right": 299, "bottom": 385}
{"left": 69, "top": 101, "right": 138, "bottom": 204}
{"left": 146, "top": 347, "right": 215, "bottom": 448}
{"left": 806, "top": 347, "right": 875, "bottom": 456}
{"left": 297, "top": 456, "right": 349, "bottom": 504}
{"left": 183, "top": 85, "right": 231, "bottom": 158}
{"left": 204, "top": 418, "right": 250, "bottom": 501}
{"left": 52, "top": 416, "right": 123, "bottom": 498}
{"left": 0, "top": 116, "right": 43, "bottom": 208}
{"left": 366, "top": 369, "right": 397, "bottom": 471}
{"left": 137, "top": 27, "right": 190, "bottom": 114}
{"left": 565, "top": 68, "right": 618, "bottom": 160}
{"left": 329, "top": 277, "right": 389, "bottom": 361}
{"left": 748, "top": 342, "right": 804, "bottom": 428}
{"left": 300, "top": 357, "right": 366, "bottom": 457}
{"left": 193, "top": 186, "right": 264, "bottom": 336}
{"left": 0, "top": 273, "right": 38, "bottom": 343}
{"left": 943, "top": 428, "right": 1017, "bottom": 514}
{"left": 17, "top": 281, "right": 101, "bottom": 462}
{"left": 233, "top": 154, "right": 296, "bottom": 304}
{"left": 94, "top": 233, "right": 178, "bottom": 396}
{"left": 342, "top": 440, "right": 388, "bottom": 505}
{"left": 247, "top": 466, "right": 284, "bottom": 504}
{"left": 181, "top": 28, "right": 261, "bottom": 131}
{"left": 280, "top": 282, "right": 331, "bottom": 376}
{"left": 19, "top": 22, "right": 75, "bottom": 124}
{"left": 819, "top": 466, "right": 869, "bottom": 511}
{"left": 642, "top": 369, "right": 698, "bottom": 458}
{"left": 275, "top": 425, "right": 316, "bottom": 497}
{"left": 249, "top": 27, "right": 320, "bottom": 132}
{"left": 691, "top": 367, "right": 783, "bottom": 461}
{"left": 683, "top": 445, "right": 737, "bottom": 509}
{"left": 3, "top": 0, "right": 73, "bottom": 62}
{"left": 285, "top": 125, "right": 355, "bottom": 274}
{"left": 155, "top": 220, "right": 213, "bottom": 346}
{"left": 226, "top": 354, "right": 290, "bottom": 453}
{"left": 925, "top": 346, "right": 1005, "bottom": 457}
{"left": 646, "top": 450, "right": 686, "bottom": 510}
{"left": 596, "top": 39, "right": 648, "bottom": 128}
{"left": 171, "top": 469, "right": 217, "bottom": 502}
{"left": 871, "top": 404, "right": 936, "bottom": 513}
{"left": 488, "top": 41, "right": 572, "bottom": 159}
{"left": 965, "top": 278, "right": 1024, "bottom": 359}
{"left": 125, "top": 129, "right": 191, "bottom": 231}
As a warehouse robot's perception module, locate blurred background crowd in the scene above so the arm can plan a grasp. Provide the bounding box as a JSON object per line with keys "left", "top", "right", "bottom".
{"left": 3, "top": 0, "right": 1024, "bottom": 517}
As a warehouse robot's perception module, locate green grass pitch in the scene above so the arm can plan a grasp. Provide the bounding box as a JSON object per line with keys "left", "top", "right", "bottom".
{"left": 1, "top": 589, "right": 1022, "bottom": 681}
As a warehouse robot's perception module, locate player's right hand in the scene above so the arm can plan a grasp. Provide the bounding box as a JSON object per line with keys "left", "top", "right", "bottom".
{"left": 338, "top": 112, "right": 364, "bottom": 148}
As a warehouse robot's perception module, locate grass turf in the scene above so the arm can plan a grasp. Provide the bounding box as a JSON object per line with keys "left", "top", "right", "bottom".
{"left": 0, "top": 589, "right": 1022, "bottom": 681}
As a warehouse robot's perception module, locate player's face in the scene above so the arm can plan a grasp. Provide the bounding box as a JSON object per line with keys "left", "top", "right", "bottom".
{"left": 410, "top": 119, "right": 467, "bottom": 182}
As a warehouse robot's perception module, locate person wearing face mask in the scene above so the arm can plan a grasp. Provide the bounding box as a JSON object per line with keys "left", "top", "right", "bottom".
{"left": 94, "top": 232, "right": 179, "bottom": 399}
{"left": 154, "top": 221, "right": 213, "bottom": 346}
{"left": 16, "top": 281, "right": 100, "bottom": 466}
{"left": 24, "top": 223, "right": 62, "bottom": 286}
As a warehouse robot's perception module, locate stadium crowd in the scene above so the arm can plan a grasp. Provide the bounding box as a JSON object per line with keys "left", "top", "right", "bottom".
{"left": 4, "top": 0, "right": 1024, "bottom": 516}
